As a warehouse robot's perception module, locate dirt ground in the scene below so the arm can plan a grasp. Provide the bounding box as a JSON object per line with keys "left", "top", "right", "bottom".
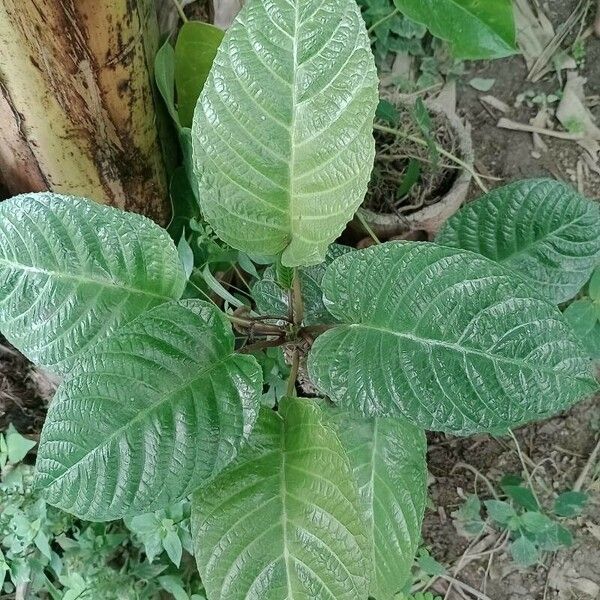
{"left": 456, "top": 1, "right": 600, "bottom": 199}
{"left": 421, "top": 1, "right": 600, "bottom": 598}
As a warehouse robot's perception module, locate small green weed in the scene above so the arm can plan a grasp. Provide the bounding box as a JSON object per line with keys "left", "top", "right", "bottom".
{"left": 0, "top": 426, "right": 203, "bottom": 599}
{"left": 452, "top": 474, "right": 588, "bottom": 568}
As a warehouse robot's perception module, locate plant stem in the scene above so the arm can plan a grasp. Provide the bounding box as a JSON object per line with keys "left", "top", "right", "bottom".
{"left": 239, "top": 337, "right": 287, "bottom": 354}
{"left": 574, "top": 436, "right": 600, "bottom": 491}
{"left": 283, "top": 269, "right": 305, "bottom": 396}
{"left": 291, "top": 269, "right": 304, "bottom": 326}
{"left": 356, "top": 210, "right": 381, "bottom": 244}
{"left": 170, "top": 0, "right": 189, "bottom": 23}
{"left": 373, "top": 123, "right": 489, "bottom": 193}
{"left": 286, "top": 348, "right": 300, "bottom": 397}
{"left": 301, "top": 324, "right": 335, "bottom": 338}
{"left": 367, "top": 8, "right": 400, "bottom": 34}
{"left": 227, "top": 314, "right": 286, "bottom": 336}
{"left": 508, "top": 429, "right": 542, "bottom": 508}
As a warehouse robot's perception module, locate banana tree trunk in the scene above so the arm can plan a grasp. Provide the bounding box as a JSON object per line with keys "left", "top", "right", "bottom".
{"left": 213, "top": 0, "right": 243, "bottom": 28}
{"left": 0, "top": 0, "right": 170, "bottom": 223}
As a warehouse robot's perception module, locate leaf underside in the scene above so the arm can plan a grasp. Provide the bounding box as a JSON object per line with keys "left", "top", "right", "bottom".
{"left": 0, "top": 194, "right": 185, "bottom": 374}
{"left": 36, "top": 300, "right": 262, "bottom": 521}
{"left": 436, "top": 180, "right": 600, "bottom": 304}
{"left": 192, "top": 0, "right": 379, "bottom": 267}
{"left": 192, "top": 398, "right": 369, "bottom": 600}
{"left": 308, "top": 242, "right": 597, "bottom": 435}
{"left": 393, "top": 0, "right": 516, "bottom": 59}
{"left": 326, "top": 409, "right": 428, "bottom": 598}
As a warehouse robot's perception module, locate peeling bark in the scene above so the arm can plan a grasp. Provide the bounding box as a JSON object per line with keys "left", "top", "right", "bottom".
{"left": 0, "top": 0, "right": 170, "bottom": 223}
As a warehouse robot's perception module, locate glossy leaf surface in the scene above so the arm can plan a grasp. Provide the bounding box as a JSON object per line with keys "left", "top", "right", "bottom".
{"left": 393, "top": 0, "right": 516, "bottom": 59}
{"left": 437, "top": 180, "right": 600, "bottom": 303}
{"left": 192, "top": 0, "right": 378, "bottom": 266}
{"left": 175, "top": 22, "right": 224, "bottom": 128}
{"left": 0, "top": 193, "right": 185, "bottom": 373}
{"left": 308, "top": 243, "right": 597, "bottom": 434}
{"left": 253, "top": 244, "right": 352, "bottom": 324}
{"left": 192, "top": 398, "right": 369, "bottom": 599}
{"left": 36, "top": 300, "right": 262, "bottom": 520}
{"left": 327, "top": 409, "right": 427, "bottom": 597}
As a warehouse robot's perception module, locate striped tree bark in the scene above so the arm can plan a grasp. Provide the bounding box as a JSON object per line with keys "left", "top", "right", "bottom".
{"left": 0, "top": 0, "right": 170, "bottom": 223}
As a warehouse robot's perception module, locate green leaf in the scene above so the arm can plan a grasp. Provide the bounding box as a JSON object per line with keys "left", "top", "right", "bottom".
{"left": 326, "top": 409, "right": 428, "bottom": 597}
{"left": 484, "top": 500, "right": 516, "bottom": 525}
{"left": 376, "top": 99, "right": 399, "bottom": 125}
{"left": 413, "top": 99, "right": 438, "bottom": 168}
{"left": 416, "top": 549, "right": 446, "bottom": 577}
{"left": 0, "top": 193, "right": 186, "bottom": 373}
{"left": 509, "top": 535, "right": 539, "bottom": 568}
{"left": 192, "top": 0, "right": 379, "bottom": 267}
{"left": 536, "top": 523, "right": 573, "bottom": 550}
{"left": 159, "top": 575, "right": 191, "bottom": 600}
{"left": 553, "top": 491, "right": 588, "bottom": 517}
{"left": 392, "top": 0, "right": 516, "bottom": 59}
{"left": 192, "top": 398, "right": 370, "bottom": 600}
{"left": 168, "top": 166, "right": 201, "bottom": 241}
{"left": 452, "top": 495, "right": 485, "bottom": 537}
{"left": 155, "top": 39, "right": 180, "bottom": 127}
{"left": 36, "top": 300, "right": 262, "bottom": 521}
{"left": 5, "top": 424, "right": 36, "bottom": 464}
{"left": 253, "top": 244, "right": 353, "bottom": 324}
{"left": 469, "top": 78, "right": 496, "bottom": 92}
{"left": 436, "top": 180, "right": 600, "bottom": 304}
{"left": 564, "top": 299, "right": 598, "bottom": 338}
{"left": 589, "top": 267, "right": 600, "bottom": 299}
{"left": 177, "top": 235, "right": 195, "bottom": 280}
{"left": 500, "top": 474, "right": 524, "bottom": 487}
{"left": 162, "top": 528, "right": 183, "bottom": 567}
{"left": 308, "top": 242, "right": 597, "bottom": 435}
{"left": 175, "top": 22, "right": 224, "bottom": 128}
{"left": 502, "top": 485, "right": 539, "bottom": 512}
{"left": 520, "top": 511, "right": 553, "bottom": 534}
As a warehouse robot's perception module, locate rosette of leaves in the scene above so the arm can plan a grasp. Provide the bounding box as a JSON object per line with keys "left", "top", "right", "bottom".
{"left": 0, "top": 1, "right": 597, "bottom": 599}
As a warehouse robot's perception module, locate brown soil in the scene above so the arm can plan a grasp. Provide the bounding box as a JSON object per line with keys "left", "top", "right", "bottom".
{"left": 0, "top": 337, "right": 56, "bottom": 435}
{"left": 456, "top": 1, "right": 600, "bottom": 199}
{"left": 423, "top": 397, "right": 600, "bottom": 600}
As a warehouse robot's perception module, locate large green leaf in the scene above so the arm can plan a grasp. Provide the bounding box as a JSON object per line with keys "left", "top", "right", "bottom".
{"left": 326, "top": 410, "right": 427, "bottom": 598}
{"left": 253, "top": 244, "right": 352, "bottom": 324}
{"left": 175, "top": 21, "right": 224, "bottom": 129}
{"left": 0, "top": 193, "right": 185, "bottom": 373}
{"left": 192, "top": 0, "right": 379, "bottom": 267}
{"left": 393, "top": 0, "right": 516, "bottom": 59}
{"left": 192, "top": 398, "right": 369, "bottom": 600}
{"left": 308, "top": 243, "right": 597, "bottom": 435}
{"left": 436, "top": 180, "right": 600, "bottom": 304}
{"left": 36, "top": 300, "right": 262, "bottom": 521}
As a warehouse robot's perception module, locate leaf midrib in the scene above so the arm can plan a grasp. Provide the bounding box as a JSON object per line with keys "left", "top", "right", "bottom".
{"left": 0, "top": 257, "right": 175, "bottom": 301}
{"left": 287, "top": 0, "right": 300, "bottom": 250}
{"left": 42, "top": 352, "right": 240, "bottom": 492}
{"left": 344, "top": 323, "right": 584, "bottom": 379}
